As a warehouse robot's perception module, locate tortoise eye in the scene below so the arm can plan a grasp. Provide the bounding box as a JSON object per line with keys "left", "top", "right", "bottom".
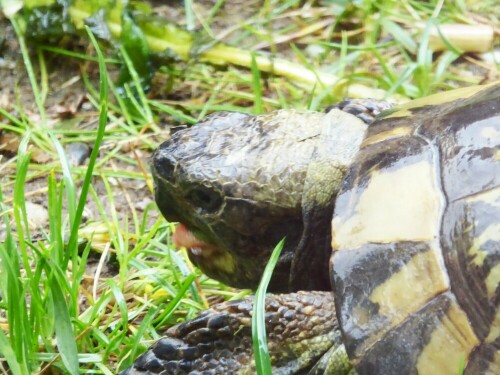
{"left": 186, "top": 186, "right": 222, "bottom": 213}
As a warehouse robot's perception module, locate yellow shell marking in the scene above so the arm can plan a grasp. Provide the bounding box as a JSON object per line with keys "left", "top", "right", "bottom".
{"left": 332, "top": 159, "right": 442, "bottom": 250}
{"left": 479, "top": 124, "right": 500, "bottom": 162}
{"left": 370, "top": 245, "right": 449, "bottom": 326}
{"left": 486, "top": 307, "right": 500, "bottom": 344}
{"left": 486, "top": 263, "right": 500, "bottom": 300}
{"left": 469, "top": 224, "right": 500, "bottom": 266}
{"left": 465, "top": 185, "right": 500, "bottom": 207}
{"left": 360, "top": 126, "right": 413, "bottom": 147}
{"left": 485, "top": 349, "right": 500, "bottom": 375}
{"left": 386, "top": 83, "right": 496, "bottom": 119}
{"left": 416, "top": 299, "right": 479, "bottom": 375}
{"left": 480, "top": 126, "right": 500, "bottom": 141}
{"left": 466, "top": 187, "right": 500, "bottom": 267}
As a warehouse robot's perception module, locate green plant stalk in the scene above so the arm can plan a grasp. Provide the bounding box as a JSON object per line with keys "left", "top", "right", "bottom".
{"left": 17, "top": 0, "right": 396, "bottom": 100}
{"left": 149, "top": 237, "right": 205, "bottom": 307}
{"left": 201, "top": 44, "right": 392, "bottom": 99}
{"left": 252, "top": 239, "right": 285, "bottom": 375}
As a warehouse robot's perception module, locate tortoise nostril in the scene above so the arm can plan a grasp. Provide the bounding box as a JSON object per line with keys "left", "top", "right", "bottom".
{"left": 152, "top": 148, "right": 177, "bottom": 181}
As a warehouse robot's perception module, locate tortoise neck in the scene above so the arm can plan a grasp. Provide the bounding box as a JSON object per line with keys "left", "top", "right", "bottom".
{"left": 289, "top": 109, "right": 369, "bottom": 291}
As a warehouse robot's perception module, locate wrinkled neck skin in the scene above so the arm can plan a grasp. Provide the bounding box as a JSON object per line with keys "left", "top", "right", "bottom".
{"left": 152, "top": 109, "right": 368, "bottom": 293}
{"left": 289, "top": 109, "right": 368, "bottom": 291}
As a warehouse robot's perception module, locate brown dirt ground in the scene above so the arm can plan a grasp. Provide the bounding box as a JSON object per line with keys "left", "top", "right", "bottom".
{"left": 0, "top": 1, "right": 284, "bottom": 281}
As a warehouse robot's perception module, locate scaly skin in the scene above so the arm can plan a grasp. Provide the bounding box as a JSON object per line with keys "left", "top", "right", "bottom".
{"left": 152, "top": 109, "right": 370, "bottom": 292}
{"left": 122, "top": 100, "right": 392, "bottom": 374}
{"left": 122, "top": 85, "right": 500, "bottom": 374}
{"left": 121, "top": 292, "right": 353, "bottom": 375}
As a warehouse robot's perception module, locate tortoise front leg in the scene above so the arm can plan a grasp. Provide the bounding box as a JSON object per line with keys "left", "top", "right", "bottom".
{"left": 120, "top": 291, "right": 351, "bottom": 374}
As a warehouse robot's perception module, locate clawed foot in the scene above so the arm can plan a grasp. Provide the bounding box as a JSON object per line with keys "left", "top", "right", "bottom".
{"left": 120, "top": 291, "right": 345, "bottom": 374}
{"left": 325, "top": 98, "right": 394, "bottom": 125}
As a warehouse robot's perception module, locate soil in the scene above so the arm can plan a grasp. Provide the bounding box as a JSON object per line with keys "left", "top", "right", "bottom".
{"left": 0, "top": 1, "right": 498, "bottom": 259}
{"left": 0, "top": 1, "right": 277, "bottom": 282}
{"left": 0, "top": 0, "right": 291, "bottom": 244}
{"left": 0, "top": 14, "right": 159, "bottom": 260}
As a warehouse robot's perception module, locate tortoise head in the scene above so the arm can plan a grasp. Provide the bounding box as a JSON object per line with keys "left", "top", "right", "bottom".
{"left": 152, "top": 109, "right": 368, "bottom": 292}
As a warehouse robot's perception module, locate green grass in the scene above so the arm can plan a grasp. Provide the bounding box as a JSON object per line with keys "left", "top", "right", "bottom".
{"left": 0, "top": 0, "right": 498, "bottom": 374}
{"left": 252, "top": 239, "right": 285, "bottom": 375}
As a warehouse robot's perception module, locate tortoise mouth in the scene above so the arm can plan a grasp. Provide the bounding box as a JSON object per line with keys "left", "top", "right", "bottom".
{"left": 172, "top": 223, "right": 240, "bottom": 284}
{"left": 173, "top": 223, "right": 219, "bottom": 259}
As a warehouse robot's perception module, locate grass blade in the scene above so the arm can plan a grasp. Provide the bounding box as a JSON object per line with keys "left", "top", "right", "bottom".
{"left": 0, "top": 191, "right": 31, "bottom": 373}
{"left": 252, "top": 238, "right": 285, "bottom": 375}
{"left": 250, "top": 52, "right": 263, "bottom": 114}
{"left": 153, "top": 273, "right": 196, "bottom": 327}
{"left": 118, "top": 307, "right": 158, "bottom": 371}
{"left": 65, "top": 26, "right": 109, "bottom": 268}
{"left": 10, "top": 16, "right": 46, "bottom": 127}
{"left": 49, "top": 268, "right": 79, "bottom": 374}
{"left": 0, "top": 330, "right": 24, "bottom": 375}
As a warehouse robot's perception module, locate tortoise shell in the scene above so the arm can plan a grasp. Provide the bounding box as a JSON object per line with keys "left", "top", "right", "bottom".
{"left": 331, "top": 83, "right": 500, "bottom": 374}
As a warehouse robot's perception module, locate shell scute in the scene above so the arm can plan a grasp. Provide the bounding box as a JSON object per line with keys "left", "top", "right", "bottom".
{"left": 332, "top": 83, "right": 500, "bottom": 373}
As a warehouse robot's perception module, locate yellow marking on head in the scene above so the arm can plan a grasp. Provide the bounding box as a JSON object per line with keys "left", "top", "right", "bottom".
{"left": 385, "top": 83, "right": 497, "bottom": 119}
{"left": 416, "top": 300, "right": 479, "bottom": 374}
{"left": 370, "top": 246, "right": 449, "bottom": 324}
{"left": 332, "top": 160, "right": 442, "bottom": 250}
{"left": 212, "top": 252, "right": 236, "bottom": 274}
{"left": 360, "top": 126, "right": 413, "bottom": 147}
{"left": 486, "top": 307, "right": 500, "bottom": 344}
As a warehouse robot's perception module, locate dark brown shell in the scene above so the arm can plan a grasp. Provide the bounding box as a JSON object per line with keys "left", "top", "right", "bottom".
{"left": 331, "top": 82, "right": 500, "bottom": 374}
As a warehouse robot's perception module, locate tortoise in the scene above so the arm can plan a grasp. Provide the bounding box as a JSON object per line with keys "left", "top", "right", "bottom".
{"left": 122, "top": 82, "right": 500, "bottom": 374}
